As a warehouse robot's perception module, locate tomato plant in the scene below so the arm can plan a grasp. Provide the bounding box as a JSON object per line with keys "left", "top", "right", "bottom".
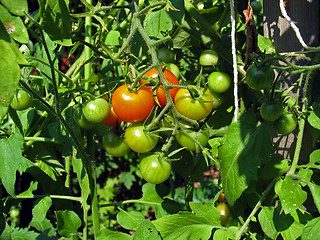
{"left": 10, "top": 89, "right": 33, "bottom": 110}
{"left": 83, "top": 98, "right": 110, "bottom": 123}
{"left": 216, "top": 203, "right": 232, "bottom": 227}
{"left": 139, "top": 152, "right": 171, "bottom": 184}
{"left": 208, "top": 72, "right": 231, "bottom": 93}
{"left": 102, "top": 130, "right": 130, "bottom": 157}
{"left": 199, "top": 49, "right": 219, "bottom": 66}
{"left": 125, "top": 122, "right": 159, "bottom": 153}
{"left": 143, "top": 67, "right": 179, "bottom": 107}
{"left": 174, "top": 86, "right": 213, "bottom": 120}
{"left": 273, "top": 112, "right": 298, "bottom": 135}
{"left": 112, "top": 84, "right": 155, "bottom": 122}
{"left": 245, "top": 64, "right": 275, "bottom": 90}
{"left": 260, "top": 101, "right": 283, "bottom": 122}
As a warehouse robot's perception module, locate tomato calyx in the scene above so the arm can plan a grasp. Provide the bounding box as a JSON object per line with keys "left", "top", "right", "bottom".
{"left": 187, "top": 86, "right": 213, "bottom": 104}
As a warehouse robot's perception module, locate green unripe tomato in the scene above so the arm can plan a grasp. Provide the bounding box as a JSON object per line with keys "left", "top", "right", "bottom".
{"left": 210, "top": 91, "right": 224, "bottom": 109}
{"left": 83, "top": 98, "right": 110, "bottom": 123}
{"left": 260, "top": 101, "right": 283, "bottom": 122}
{"left": 140, "top": 152, "right": 171, "bottom": 184}
{"left": 216, "top": 203, "right": 232, "bottom": 226}
{"left": 73, "top": 105, "right": 95, "bottom": 129}
{"left": 125, "top": 122, "right": 159, "bottom": 153}
{"left": 251, "top": 1, "right": 262, "bottom": 14}
{"left": 273, "top": 112, "right": 298, "bottom": 135}
{"left": 245, "top": 64, "right": 275, "bottom": 90}
{"left": 10, "top": 89, "right": 33, "bottom": 110}
{"left": 165, "top": 63, "right": 180, "bottom": 79}
{"left": 199, "top": 50, "right": 219, "bottom": 66}
{"left": 176, "top": 127, "right": 209, "bottom": 152}
{"left": 208, "top": 72, "right": 231, "bottom": 93}
{"left": 103, "top": 130, "right": 130, "bottom": 157}
{"left": 158, "top": 48, "right": 176, "bottom": 63}
{"left": 10, "top": 208, "right": 20, "bottom": 218}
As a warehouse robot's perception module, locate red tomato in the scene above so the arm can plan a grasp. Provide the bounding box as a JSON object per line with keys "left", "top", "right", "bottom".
{"left": 143, "top": 68, "right": 179, "bottom": 107}
{"left": 102, "top": 107, "right": 121, "bottom": 127}
{"left": 112, "top": 84, "right": 155, "bottom": 123}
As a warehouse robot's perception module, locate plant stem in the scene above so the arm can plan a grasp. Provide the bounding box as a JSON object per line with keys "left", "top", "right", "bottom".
{"left": 235, "top": 178, "right": 277, "bottom": 240}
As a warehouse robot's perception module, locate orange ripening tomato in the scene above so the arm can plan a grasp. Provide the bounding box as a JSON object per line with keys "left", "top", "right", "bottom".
{"left": 143, "top": 68, "right": 179, "bottom": 107}
{"left": 112, "top": 84, "right": 155, "bottom": 123}
{"left": 102, "top": 107, "right": 121, "bottom": 127}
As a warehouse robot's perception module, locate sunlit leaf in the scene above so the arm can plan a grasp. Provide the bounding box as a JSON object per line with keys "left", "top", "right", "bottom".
{"left": 0, "top": 133, "right": 23, "bottom": 196}
{"left": 219, "top": 112, "right": 273, "bottom": 205}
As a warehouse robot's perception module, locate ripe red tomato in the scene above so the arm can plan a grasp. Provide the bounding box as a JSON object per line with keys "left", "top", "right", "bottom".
{"left": 10, "top": 89, "right": 33, "bottom": 110}
{"left": 83, "top": 98, "right": 110, "bottom": 123}
{"left": 102, "top": 130, "right": 130, "bottom": 157}
{"left": 140, "top": 152, "right": 172, "bottom": 184}
{"left": 112, "top": 84, "right": 155, "bottom": 123}
{"left": 143, "top": 68, "right": 179, "bottom": 107}
{"left": 125, "top": 122, "right": 159, "bottom": 153}
{"left": 174, "top": 86, "right": 213, "bottom": 120}
{"left": 102, "top": 107, "right": 121, "bottom": 127}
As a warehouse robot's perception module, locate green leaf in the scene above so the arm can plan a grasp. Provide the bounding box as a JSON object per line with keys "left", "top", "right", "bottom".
{"left": 278, "top": 177, "right": 307, "bottom": 214}
{"left": 0, "top": 0, "right": 28, "bottom": 16}
{"left": 55, "top": 210, "right": 82, "bottom": 237}
{"left": 258, "top": 34, "right": 276, "bottom": 54}
{"left": 171, "top": 27, "right": 193, "bottom": 49}
{"left": 38, "top": 0, "right": 73, "bottom": 46}
{"left": 0, "top": 133, "right": 23, "bottom": 196}
{"left": 308, "top": 182, "right": 320, "bottom": 213}
{"left": 72, "top": 157, "right": 90, "bottom": 202}
{"left": 258, "top": 207, "right": 278, "bottom": 239}
{"left": 219, "top": 112, "right": 273, "bottom": 205}
{"left": 309, "top": 149, "right": 320, "bottom": 164}
{"left": 96, "top": 229, "right": 133, "bottom": 240}
{"left": 301, "top": 217, "right": 320, "bottom": 240}
{"left": 259, "top": 206, "right": 305, "bottom": 240}
{"left": 308, "top": 102, "right": 320, "bottom": 130}
{"left": 0, "top": 4, "right": 29, "bottom": 43}
{"left": 16, "top": 181, "right": 38, "bottom": 197}
{"left": 31, "top": 196, "right": 52, "bottom": 223}
{"left": 0, "top": 23, "right": 22, "bottom": 122}
{"left": 116, "top": 209, "right": 145, "bottom": 231}
{"left": 212, "top": 229, "right": 229, "bottom": 240}
{"left": 133, "top": 220, "right": 161, "bottom": 240}
{"left": 260, "top": 158, "right": 290, "bottom": 180}
{"left": 105, "top": 29, "right": 120, "bottom": 46}
{"left": 167, "top": 0, "right": 185, "bottom": 24}
{"left": 152, "top": 202, "right": 220, "bottom": 240}
{"left": 143, "top": 8, "right": 174, "bottom": 39}
{"left": 11, "top": 227, "right": 40, "bottom": 239}
{"left": 118, "top": 172, "right": 136, "bottom": 190}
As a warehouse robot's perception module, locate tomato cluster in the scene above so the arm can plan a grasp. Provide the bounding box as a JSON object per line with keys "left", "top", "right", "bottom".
{"left": 70, "top": 48, "right": 232, "bottom": 185}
